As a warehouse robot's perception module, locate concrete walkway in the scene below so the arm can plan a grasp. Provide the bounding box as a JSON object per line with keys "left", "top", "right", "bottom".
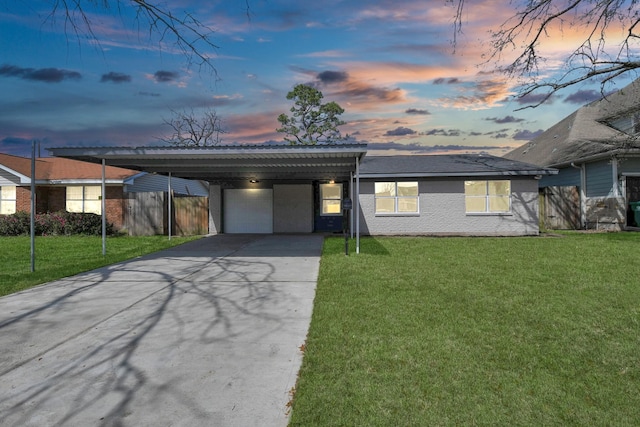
{"left": 0, "top": 234, "right": 323, "bottom": 427}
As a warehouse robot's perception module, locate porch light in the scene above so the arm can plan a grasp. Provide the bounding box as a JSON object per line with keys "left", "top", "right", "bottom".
{"left": 249, "top": 179, "right": 259, "bottom": 183}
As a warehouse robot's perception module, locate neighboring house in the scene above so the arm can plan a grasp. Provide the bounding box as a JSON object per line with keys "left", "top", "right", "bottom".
{"left": 49, "top": 145, "right": 555, "bottom": 237}
{"left": 0, "top": 153, "right": 208, "bottom": 232}
{"left": 504, "top": 78, "right": 640, "bottom": 230}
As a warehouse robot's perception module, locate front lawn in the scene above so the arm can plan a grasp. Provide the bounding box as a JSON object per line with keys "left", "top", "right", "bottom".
{"left": 290, "top": 233, "right": 640, "bottom": 426}
{"left": 0, "top": 235, "right": 200, "bottom": 297}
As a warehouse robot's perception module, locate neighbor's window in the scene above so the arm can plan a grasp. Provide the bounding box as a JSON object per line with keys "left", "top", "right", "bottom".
{"left": 465, "top": 180, "right": 511, "bottom": 213}
{"left": 375, "top": 182, "right": 419, "bottom": 214}
{"left": 0, "top": 186, "right": 17, "bottom": 215}
{"left": 66, "top": 185, "right": 102, "bottom": 215}
{"left": 320, "top": 183, "right": 342, "bottom": 215}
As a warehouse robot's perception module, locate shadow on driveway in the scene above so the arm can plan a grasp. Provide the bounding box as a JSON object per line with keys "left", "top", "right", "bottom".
{"left": 0, "top": 234, "right": 323, "bottom": 427}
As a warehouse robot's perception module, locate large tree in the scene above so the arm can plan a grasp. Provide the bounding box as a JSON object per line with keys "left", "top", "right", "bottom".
{"left": 277, "top": 84, "right": 346, "bottom": 145}
{"left": 452, "top": 0, "right": 640, "bottom": 107}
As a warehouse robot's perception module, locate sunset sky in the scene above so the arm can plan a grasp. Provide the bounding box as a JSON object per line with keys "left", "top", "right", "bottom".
{"left": 0, "top": 0, "right": 636, "bottom": 157}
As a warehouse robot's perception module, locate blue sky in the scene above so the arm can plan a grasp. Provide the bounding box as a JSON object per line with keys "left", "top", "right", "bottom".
{"left": 0, "top": 0, "right": 635, "bottom": 157}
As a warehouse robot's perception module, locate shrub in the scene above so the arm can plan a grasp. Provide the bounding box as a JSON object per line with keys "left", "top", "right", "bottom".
{"left": 0, "top": 211, "right": 115, "bottom": 236}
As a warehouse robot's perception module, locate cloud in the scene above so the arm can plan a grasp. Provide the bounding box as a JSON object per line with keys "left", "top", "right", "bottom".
{"left": 100, "top": 72, "right": 132, "bottom": 83}
{"left": 153, "top": 70, "right": 180, "bottom": 83}
{"left": 385, "top": 126, "right": 417, "bottom": 136}
{"left": 563, "top": 89, "right": 602, "bottom": 104}
{"left": 0, "top": 64, "right": 81, "bottom": 83}
{"left": 424, "top": 128, "right": 461, "bottom": 137}
{"left": 433, "top": 77, "right": 462, "bottom": 85}
{"left": 515, "top": 92, "right": 555, "bottom": 106}
{"left": 317, "top": 70, "right": 349, "bottom": 84}
{"left": 485, "top": 115, "right": 525, "bottom": 124}
{"left": 406, "top": 108, "right": 430, "bottom": 115}
{"left": 512, "top": 129, "right": 544, "bottom": 140}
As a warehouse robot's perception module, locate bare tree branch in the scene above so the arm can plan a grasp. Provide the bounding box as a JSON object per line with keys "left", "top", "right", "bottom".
{"left": 161, "top": 108, "right": 226, "bottom": 147}
{"left": 43, "top": 0, "right": 220, "bottom": 73}
{"left": 453, "top": 0, "right": 640, "bottom": 107}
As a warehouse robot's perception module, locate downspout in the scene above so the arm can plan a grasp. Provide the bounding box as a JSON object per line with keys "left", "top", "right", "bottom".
{"left": 611, "top": 156, "right": 620, "bottom": 197}
{"left": 571, "top": 162, "right": 586, "bottom": 228}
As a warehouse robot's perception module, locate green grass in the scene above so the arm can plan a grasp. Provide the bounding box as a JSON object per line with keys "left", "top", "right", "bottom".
{"left": 290, "top": 233, "right": 640, "bottom": 426}
{"left": 0, "top": 235, "right": 200, "bottom": 297}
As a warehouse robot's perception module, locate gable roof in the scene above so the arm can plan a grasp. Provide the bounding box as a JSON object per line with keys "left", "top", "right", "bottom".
{"left": 359, "top": 154, "right": 555, "bottom": 178}
{"left": 504, "top": 78, "right": 640, "bottom": 167}
{"left": 0, "top": 153, "right": 142, "bottom": 183}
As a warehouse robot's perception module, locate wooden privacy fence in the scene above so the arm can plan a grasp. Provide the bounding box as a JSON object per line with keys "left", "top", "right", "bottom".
{"left": 539, "top": 186, "right": 580, "bottom": 230}
{"left": 125, "top": 192, "right": 208, "bottom": 236}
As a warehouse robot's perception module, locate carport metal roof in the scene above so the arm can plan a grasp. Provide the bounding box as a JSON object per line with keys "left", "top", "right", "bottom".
{"left": 48, "top": 144, "right": 368, "bottom": 182}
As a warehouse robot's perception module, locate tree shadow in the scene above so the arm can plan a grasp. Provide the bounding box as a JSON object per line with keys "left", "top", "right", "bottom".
{"left": 0, "top": 234, "right": 317, "bottom": 426}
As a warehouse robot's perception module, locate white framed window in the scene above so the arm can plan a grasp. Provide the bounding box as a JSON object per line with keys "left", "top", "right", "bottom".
{"left": 320, "top": 183, "right": 342, "bottom": 215}
{"left": 465, "top": 180, "right": 511, "bottom": 213}
{"left": 375, "top": 181, "right": 419, "bottom": 214}
{"left": 0, "top": 186, "right": 17, "bottom": 215}
{"left": 66, "top": 185, "right": 102, "bottom": 214}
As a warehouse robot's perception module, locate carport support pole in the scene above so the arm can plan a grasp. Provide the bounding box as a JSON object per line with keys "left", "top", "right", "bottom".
{"left": 30, "top": 140, "right": 36, "bottom": 272}
{"left": 102, "top": 159, "right": 106, "bottom": 256}
{"left": 356, "top": 157, "right": 360, "bottom": 254}
{"left": 168, "top": 172, "right": 172, "bottom": 241}
{"left": 350, "top": 171, "right": 354, "bottom": 239}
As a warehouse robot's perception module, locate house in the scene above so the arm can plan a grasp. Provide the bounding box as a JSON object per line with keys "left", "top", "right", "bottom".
{"left": 504, "top": 78, "right": 640, "bottom": 230}
{"left": 0, "top": 153, "right": 208, "bottom": 232}
{"left": 358, "top": 154, "right": 555, "bottom": 236}
{"left": 48, "top": 145, "right": 555, "bottom": 238}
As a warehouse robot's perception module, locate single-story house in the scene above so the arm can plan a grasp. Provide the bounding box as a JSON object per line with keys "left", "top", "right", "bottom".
{"left": 0, "top": 153, "right": 208, "bottom": 231}
{"left": 504, "top": 78, "right": 640, "bottom": 230}
{"left": 48, "top": 145, "right": 556, "bottom": 237}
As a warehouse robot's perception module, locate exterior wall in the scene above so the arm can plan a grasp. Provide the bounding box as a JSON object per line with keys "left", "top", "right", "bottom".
{"left": 105, "top": 186, "right": 126, "bottom": 230}
{"left": 358, "top": 177, "right": 540, "bottom": 236}
{"left": 0, "top": 169, "right": 21, "bottom": 186}
{"left": 585, "top": 160, "right": 614, "bottom": 197}
{"left": 619, "top": 157, "right": 640, "bottom": 174}
{"left": 16, "top": 186, "right": 31, "bottom": 212}
{"left": 273, "top": 184, "right": 313, "bottom": 233}
{"left": 208, "top": 184, "right": 222, "bottom": 234}
{"left": 540, "top": 167, "right": 580, "bottom": 187}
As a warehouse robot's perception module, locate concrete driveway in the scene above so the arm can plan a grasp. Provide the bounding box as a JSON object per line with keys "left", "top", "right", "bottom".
{"left": 0, "top": 234, "right": 323, "bottom": 427}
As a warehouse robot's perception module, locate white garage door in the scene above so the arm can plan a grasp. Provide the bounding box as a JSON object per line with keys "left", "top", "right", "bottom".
{"left": 224, "top": 189, "right": 273, "bottom": 233}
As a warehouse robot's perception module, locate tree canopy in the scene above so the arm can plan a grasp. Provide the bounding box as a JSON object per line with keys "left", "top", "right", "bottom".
{"left": 276, "top": 84, "right": 346, "bottom": 145}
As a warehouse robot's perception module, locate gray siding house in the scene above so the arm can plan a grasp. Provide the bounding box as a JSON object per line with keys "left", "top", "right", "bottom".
{"left": 49, "top": 145, "right": 555, "bottom": 237}
{"left": 504, "top": 78, "right": 640, "bottom": 229}
{"left": 358, "top": 155, "right": 552, "bottom": 236}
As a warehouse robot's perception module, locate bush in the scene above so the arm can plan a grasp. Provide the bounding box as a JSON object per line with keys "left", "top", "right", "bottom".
{"left": 0, "top": 211, "right": 115, "bottom": 236}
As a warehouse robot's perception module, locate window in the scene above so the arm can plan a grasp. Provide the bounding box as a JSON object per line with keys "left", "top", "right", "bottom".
{"left": 320, "top": 183, "right": 342, "bottom": 215}
{"left": 465, "top": 180, "right": 511, "bottom": 213}
{"left": 66, "top": 185, "right": 102, "bottom": 214}
{"left": 375, "top": 182, "right": 419, "bottom": 214}
{"left": 0, "top": 186, "right": 16, "bottom": 215}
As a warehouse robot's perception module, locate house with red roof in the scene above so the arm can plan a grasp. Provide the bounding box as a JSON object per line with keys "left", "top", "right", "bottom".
{"left": 0, "top": 153, "right": 208, "bottom": 232}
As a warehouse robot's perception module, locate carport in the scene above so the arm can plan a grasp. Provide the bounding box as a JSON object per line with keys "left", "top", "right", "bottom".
{"left": 49, "top": 144, "right": 368, "bottom": 252}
